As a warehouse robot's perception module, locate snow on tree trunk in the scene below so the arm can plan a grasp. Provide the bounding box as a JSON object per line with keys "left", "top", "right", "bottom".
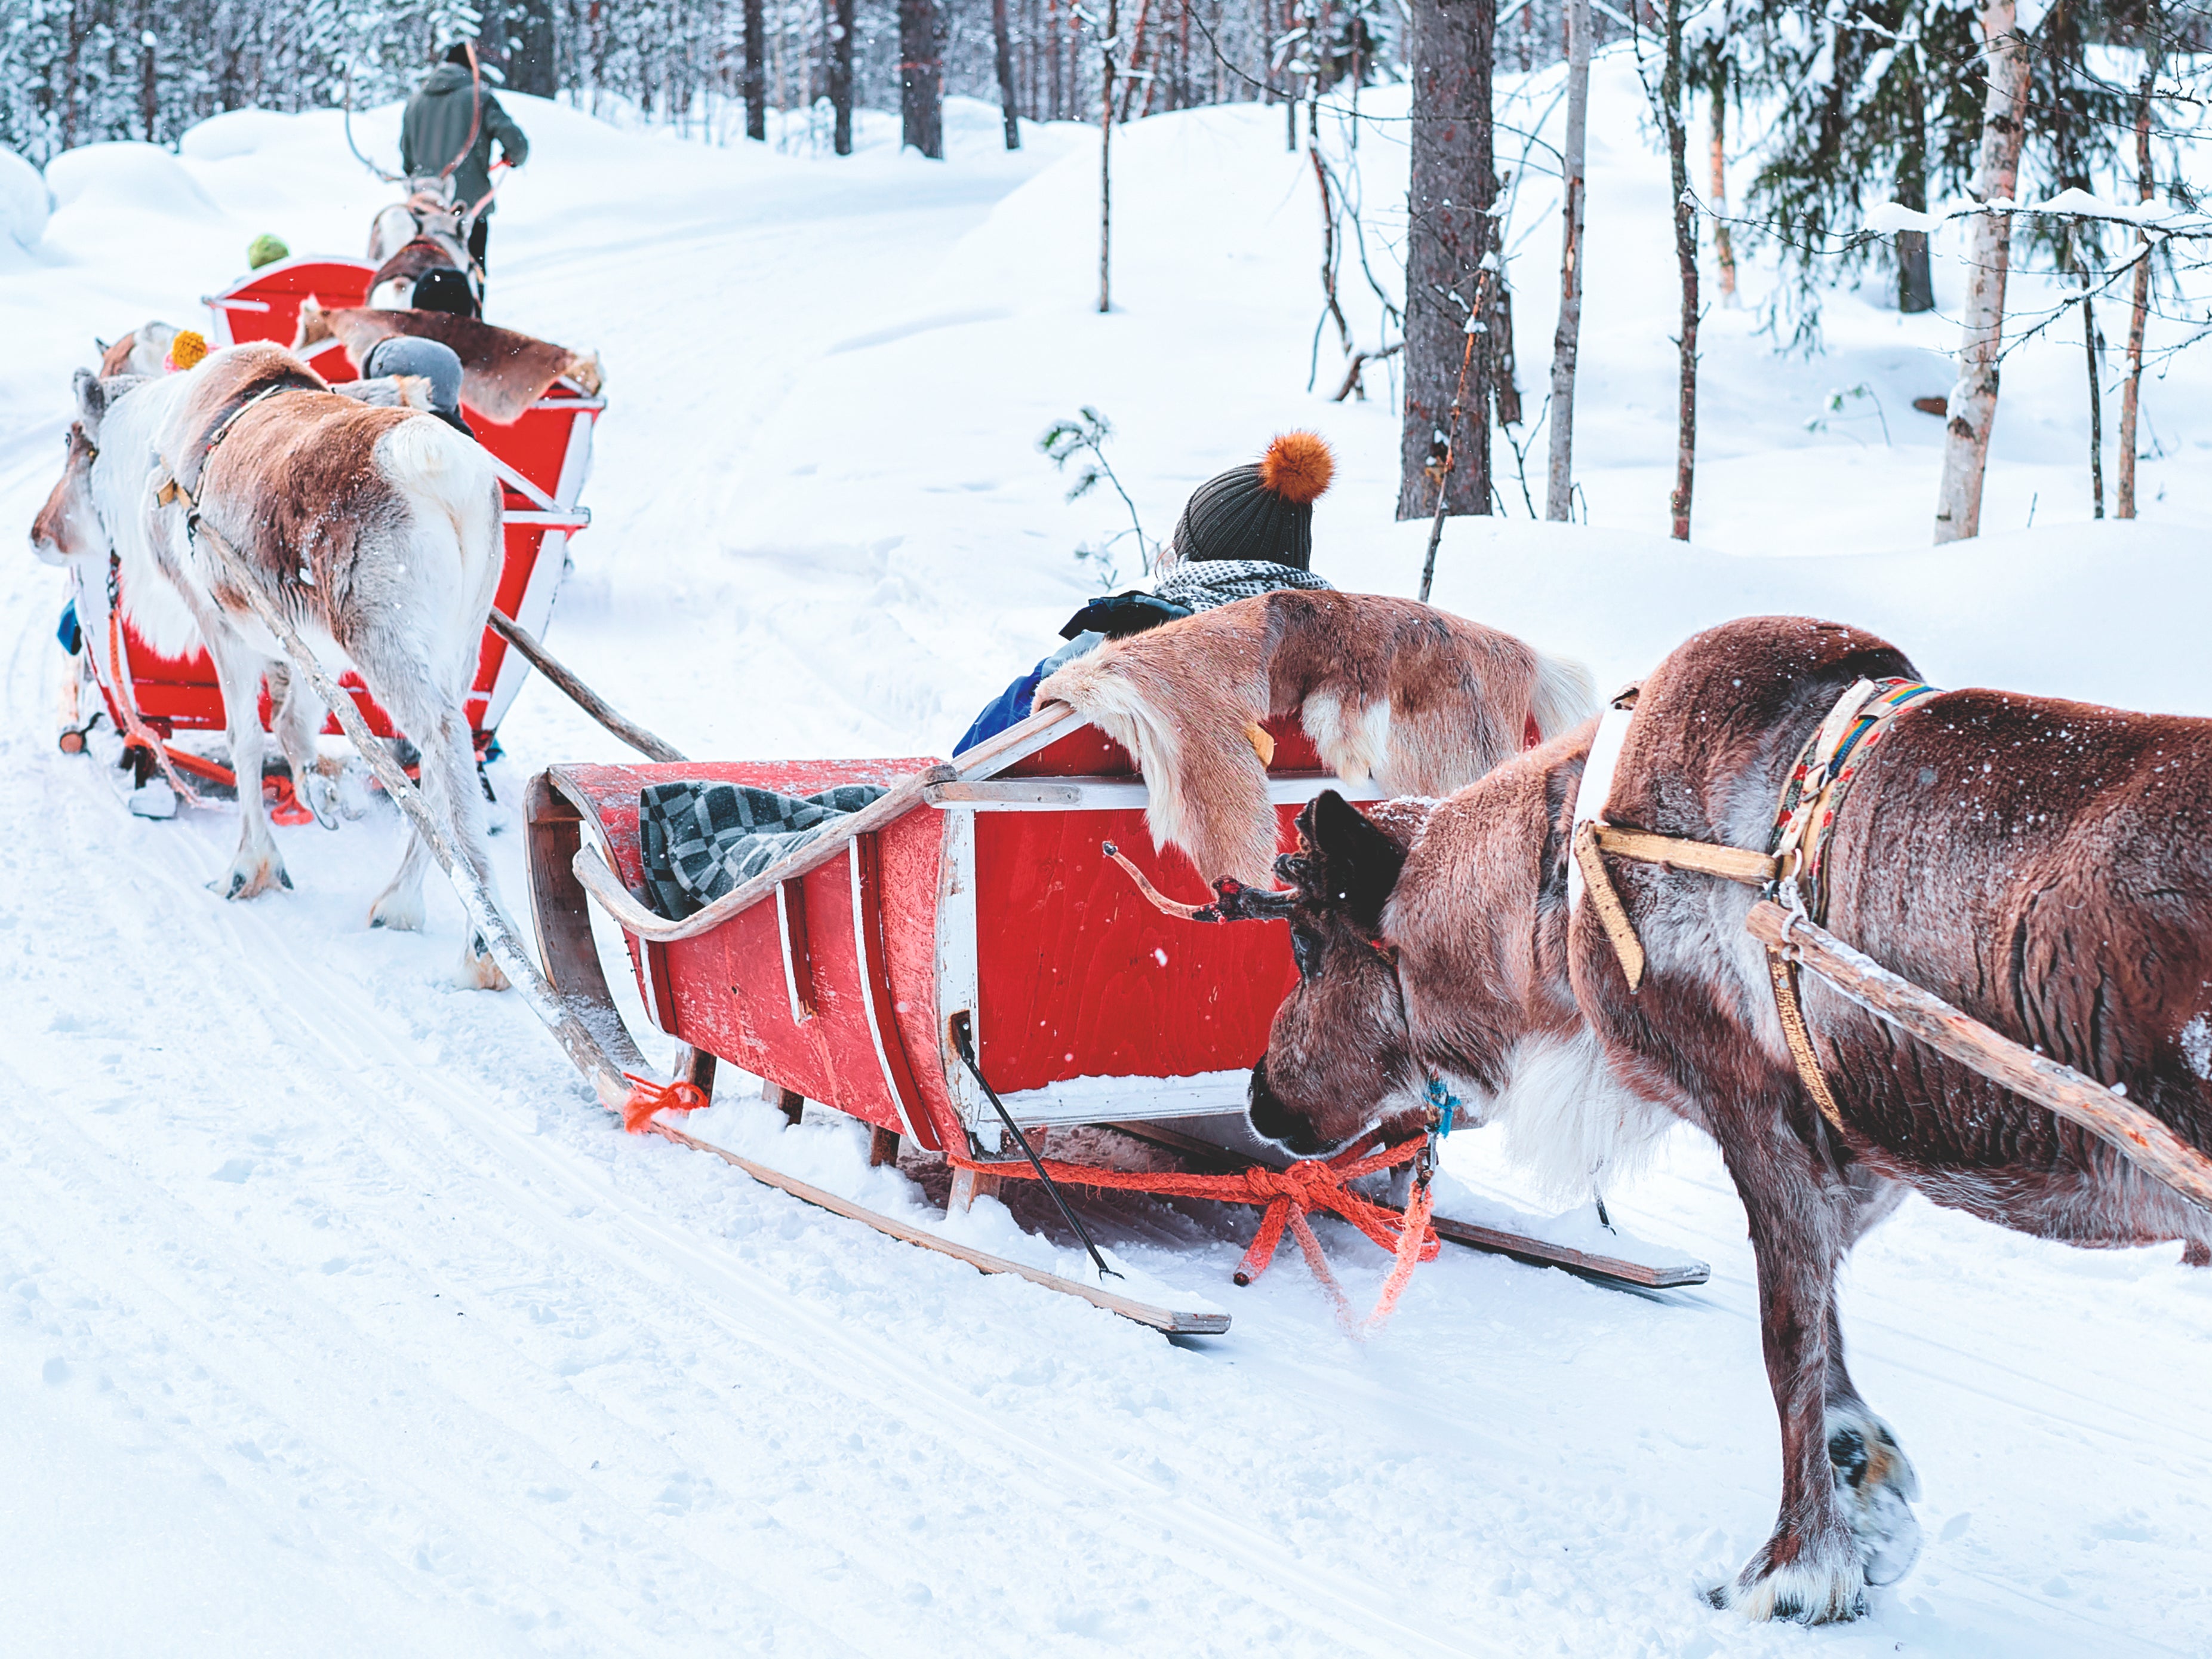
{"left": 744, "top": 0, "right": 768, "bottom": 142}
{"left": 902, "top": 0, "right": 946, "bottom": 159}
{"left": 2118, "top": 69, "right": 2153, "bottom": 521}
{"left": 1397, "top": 0, "right": 1496, "bottom": 522}
{"left": 1932, "top": 0, "right": 2031, "bottom": 545}
{"left": 1663, "top": 0, "right": 1698, "bottom": 542}
{"left": 993, "top": 0, "right": 1023, "bottom": 149}
{"left": 1545, "top": 0, "right": 1589, "bottom": 523}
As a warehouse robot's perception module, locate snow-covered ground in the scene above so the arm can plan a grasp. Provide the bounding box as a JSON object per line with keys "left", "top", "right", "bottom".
{"left": 3, "top": 62, "right": 2209, "bottom": 1656}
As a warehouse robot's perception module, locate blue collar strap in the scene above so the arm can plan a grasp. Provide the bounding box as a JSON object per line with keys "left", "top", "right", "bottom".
{"left": 1424, "top": 1075, "right": 1459, "bottom": 1142}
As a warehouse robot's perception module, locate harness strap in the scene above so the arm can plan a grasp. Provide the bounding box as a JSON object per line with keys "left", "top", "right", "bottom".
{"left": 1569, "top": 676, "right": 1942, "bottom": 1138}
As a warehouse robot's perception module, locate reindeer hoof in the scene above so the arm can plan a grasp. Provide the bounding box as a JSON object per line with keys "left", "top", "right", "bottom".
{"left": 1715, "top": 1537, "right": 1868, "bottom": 1625}
{"left": 1829, "top": 1412, "right": 1921, "bottom": 1588}
{"left": 368, "top": 891, "right": 426, "bottom": 932}
{"left": 459, "top": 939, "right": 509, "bottom": 991}
{"left": 213, "top": 858, "right": 290, "bottom": 902}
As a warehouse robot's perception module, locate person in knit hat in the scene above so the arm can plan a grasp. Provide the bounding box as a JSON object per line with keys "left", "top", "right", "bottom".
{"left": 955, "top": 432, "right": 1337, "bottom": 754}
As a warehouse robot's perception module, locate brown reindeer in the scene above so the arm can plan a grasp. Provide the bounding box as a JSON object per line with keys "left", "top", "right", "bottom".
{"left": 294, "top": 301, "right": 602, "bottom": 425}
{"left": 1038, "top": 590, "right": 1594, "bottom": 888}
{"left": 31, "top": 345, "right": 510, "bottom": 987}
{"left": 1231, "top": 615, "right": 2212, "bottom": 1622}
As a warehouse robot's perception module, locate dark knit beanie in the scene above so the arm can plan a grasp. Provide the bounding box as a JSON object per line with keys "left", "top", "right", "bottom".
{"left": 1168, "top": 432, "right": 1336, "bottom": 571}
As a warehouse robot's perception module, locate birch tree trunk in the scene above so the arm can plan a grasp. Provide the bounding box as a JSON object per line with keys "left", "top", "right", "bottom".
{"left": 2118, "top": 69, "right": 2153, "bottom": 520}
{"left": 1663, "top": 0, "right": 1699, "bottom": 542}
{"left": 743, "top": 0, "right": 767, "bottom": 141}
{"left": 1099, "top": 0, "right": 1117, "bottom": 313}
{"left": 992, "top": 0, "right": 1022, "bottom": 148}
{"left": 1932, "top": 1, "right": 2031, "bottom": 543}
{"left": 1545, "top": 0, "right": 1590, "bottom": 522}
{"left": 1397, "top": 0, "right": 1497, "bottom": 521}
{"left": 900, "top": 0, "right": 946, "bottom": 159}
{"left": 2081, "top": 280, "right": 2105, "bottom": 517}
{"left": 1710, "top": 88, "right": 1736, "bottom": 303}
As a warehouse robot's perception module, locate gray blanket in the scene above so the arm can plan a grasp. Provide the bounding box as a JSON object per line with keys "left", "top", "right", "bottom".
{"left": 639, "top": 781, "right": 887, "bottom": 919}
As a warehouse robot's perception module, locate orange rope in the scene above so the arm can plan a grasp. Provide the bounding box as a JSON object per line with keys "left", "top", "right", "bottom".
{"left": 621, "top": 1072, "right": 710, "bottom": 1134}
{"left": 949, "top": 1133, "right": 1442, "bottom": 1330}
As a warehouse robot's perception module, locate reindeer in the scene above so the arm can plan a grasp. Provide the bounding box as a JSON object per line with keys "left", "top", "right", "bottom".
{"left": 1223, "top": 615, "right": 2212, "bottom": 1623}
{"left": 365, "top": 182, "right": 479, "bottom": 311}
{"left": 30, "top": 343, "right": 511, "bottom": 988}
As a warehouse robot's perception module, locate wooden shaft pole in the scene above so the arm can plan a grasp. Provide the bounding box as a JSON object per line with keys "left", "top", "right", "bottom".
{"left": 487, "top": 607, "right": 688, "bottom": 763}
{"left": 1746, "top": 900, "right": 2212, "bottom": 1213}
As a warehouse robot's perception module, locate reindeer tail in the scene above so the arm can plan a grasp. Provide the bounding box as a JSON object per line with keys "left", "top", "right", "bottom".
{"left": 1529, "top": 649, "right": 1598, "bottom": 742}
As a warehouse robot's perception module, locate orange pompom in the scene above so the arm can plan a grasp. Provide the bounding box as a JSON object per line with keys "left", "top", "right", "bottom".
{"left": 1257, "top": 430, "right": 1334, "bottom": 506}
{"left": 166, "top": 330, "right": 209, "bottom": 372}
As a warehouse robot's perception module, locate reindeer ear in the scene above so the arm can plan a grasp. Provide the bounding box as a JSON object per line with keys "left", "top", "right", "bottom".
{"left": 73, "top": 368, "right": 107, "bottom": 434}
{"left": 1291, "top": 790, "right": 1407, "bottom": 932}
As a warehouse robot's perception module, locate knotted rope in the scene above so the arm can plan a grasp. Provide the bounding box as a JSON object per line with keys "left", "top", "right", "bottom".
{"left": 949, "top": 1132, "right": 1442, "bottom": 1335}
{"left": 620, "top": 1072, "right": 710, "bottom": 1134}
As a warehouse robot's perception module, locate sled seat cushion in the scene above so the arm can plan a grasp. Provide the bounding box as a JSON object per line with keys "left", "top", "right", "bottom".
{"left": 639, "top": 781, "right": 890, "bottom": 919}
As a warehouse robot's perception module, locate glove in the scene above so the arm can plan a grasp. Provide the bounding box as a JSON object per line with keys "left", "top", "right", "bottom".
{"left": 1059, "top": 591, "right": 1193, "bottom": 641}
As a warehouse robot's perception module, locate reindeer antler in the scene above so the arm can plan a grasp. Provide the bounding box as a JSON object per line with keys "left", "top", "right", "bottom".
{"left": 1100, "top": 842, "right": 1295, "bottom": 923}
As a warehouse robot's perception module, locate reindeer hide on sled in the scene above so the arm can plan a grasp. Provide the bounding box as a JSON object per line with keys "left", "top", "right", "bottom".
{"left": 294, "top": 300, "right": 604, "bottom": 425}
{"left": 1037, "top": 590, "right": 1595, "bottom": 887}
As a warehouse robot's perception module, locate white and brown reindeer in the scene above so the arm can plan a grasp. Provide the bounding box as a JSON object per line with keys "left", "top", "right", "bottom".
{"left": 365, "top": 183, "right": 478, "bottom": 310}
{"left": 1199, "top": 614, "right": 2212, "bottom": 1623}
{"left": 30, "top": 343, "right": 511, "bottom": 987}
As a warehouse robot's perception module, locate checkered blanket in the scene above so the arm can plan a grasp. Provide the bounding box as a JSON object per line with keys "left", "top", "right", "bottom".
{"left": 639, "top": 781, "right": 888, "bottom": 919}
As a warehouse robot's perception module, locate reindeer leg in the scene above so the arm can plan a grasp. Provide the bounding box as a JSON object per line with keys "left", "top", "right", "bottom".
{"left": 1822, "top": 1172, "right": 1921, "bottom": 1591}
{"left": 269, "top": 658, "right": 337, "bottom": 829}
{"left": 368, "top": 817, "right": 433, "bottom": 934}
{"left": 1712, "top": 1124, "right": 1872, "bottom": 1624}
{"left": 206, "top": 635, "right": 290, "bottom": 899}
{"left": 417, "top": 710, "right": 509, "bottom": 990}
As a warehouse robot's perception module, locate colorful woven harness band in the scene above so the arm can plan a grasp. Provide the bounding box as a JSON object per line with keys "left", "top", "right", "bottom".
{"left": 1770, "top": 677, "right": 1943, "bottom": 923}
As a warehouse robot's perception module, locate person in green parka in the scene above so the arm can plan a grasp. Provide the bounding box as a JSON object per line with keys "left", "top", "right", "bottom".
{"left": 401, "top": 43, "right": 530, "bottom": 281}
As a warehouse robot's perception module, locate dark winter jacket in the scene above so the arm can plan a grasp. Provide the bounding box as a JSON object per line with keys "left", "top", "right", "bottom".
{"left": 401, "top": 64, "right": 529, "bottom": 215}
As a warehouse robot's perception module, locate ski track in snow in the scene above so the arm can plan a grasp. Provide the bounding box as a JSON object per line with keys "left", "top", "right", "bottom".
{"left": 4, "top": 84, "right": 2210, "bottom": 1655}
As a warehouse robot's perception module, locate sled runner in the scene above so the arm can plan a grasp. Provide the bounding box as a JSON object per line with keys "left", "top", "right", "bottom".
{"left": 520, "top": 704, "right": 1712, "bottom": 1332}
{"left": 63, "top": 256, "right": 599, "bottom": 771}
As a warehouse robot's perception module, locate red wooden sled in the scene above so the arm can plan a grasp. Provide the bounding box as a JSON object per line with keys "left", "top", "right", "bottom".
{"left": 64, "top": 255, "right": 600, "bottom": 764}
{"left": 525, "top": 704, "right": 1709, "bottom": 1332}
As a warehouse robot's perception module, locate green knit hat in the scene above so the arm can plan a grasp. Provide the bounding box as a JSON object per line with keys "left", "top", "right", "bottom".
{"left": 1168, "top": 431, "right": 1336, "bottom": 571}
{"left": 247, "top": 233, "right": 290, "bottom": 269}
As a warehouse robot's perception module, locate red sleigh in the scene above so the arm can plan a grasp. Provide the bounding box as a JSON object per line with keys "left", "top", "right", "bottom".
{"left": 524, "top": 704, "right": 1709, "bottom": 1332}
{"left": 64, "top": 256, "right": 599, "bottom": 771}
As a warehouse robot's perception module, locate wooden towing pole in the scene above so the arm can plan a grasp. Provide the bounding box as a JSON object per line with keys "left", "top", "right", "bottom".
{"left": 1748, "top": 899, "right": 2212, "bottom": 1212}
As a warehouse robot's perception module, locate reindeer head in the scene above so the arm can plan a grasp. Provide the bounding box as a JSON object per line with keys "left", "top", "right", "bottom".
{"left": 1244, "top": 791, "right": 1428, "bottom": 1158}
{"left": 30, "top": 371, "right": 133, "bottom": 567}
